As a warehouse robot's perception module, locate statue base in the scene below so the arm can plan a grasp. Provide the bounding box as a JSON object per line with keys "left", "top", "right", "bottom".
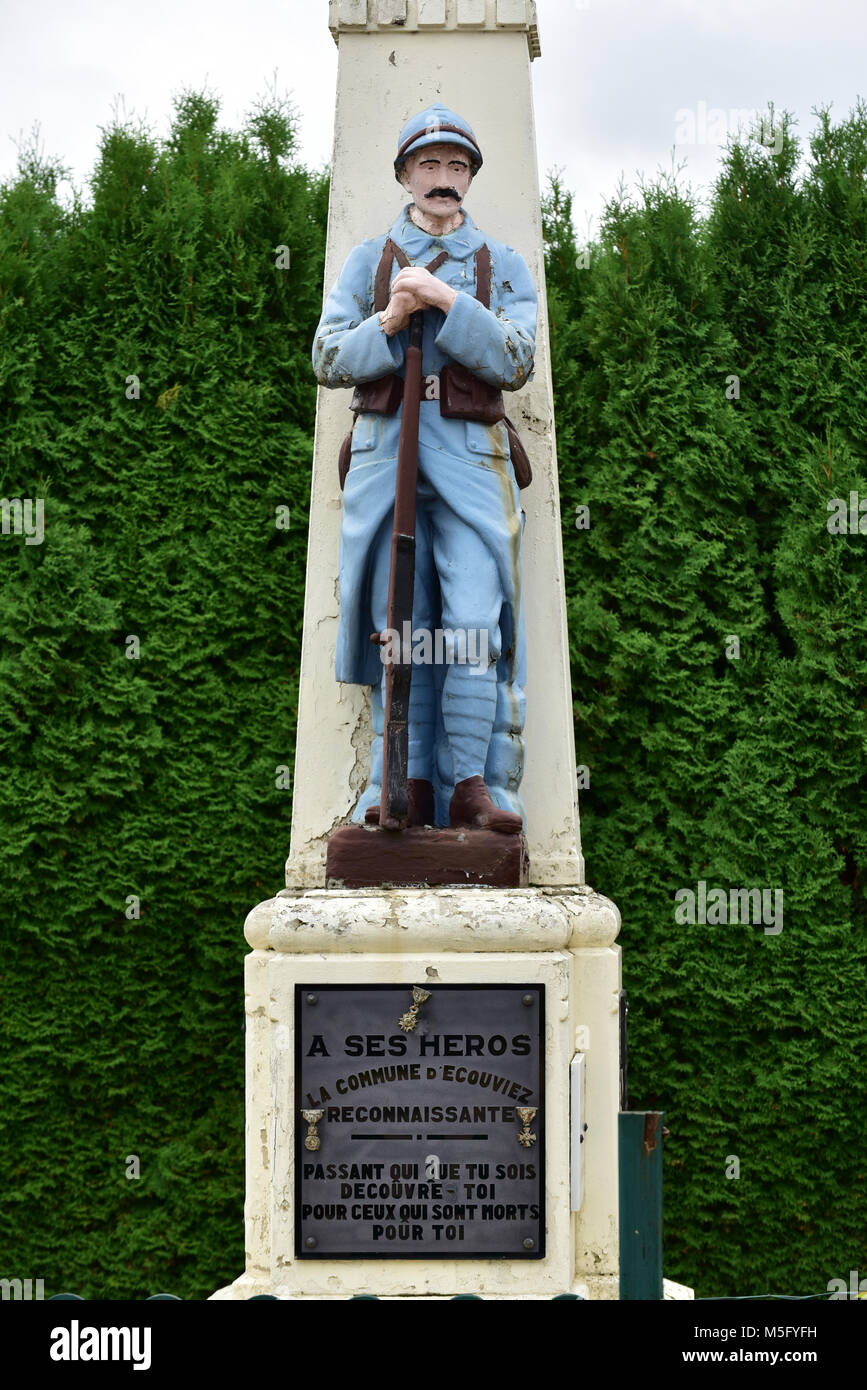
{"left": 325, "top": 825, "right": 529, "bottom": 888}
{"left": 211, "top": 885, "right": 624, "bottom": 1300}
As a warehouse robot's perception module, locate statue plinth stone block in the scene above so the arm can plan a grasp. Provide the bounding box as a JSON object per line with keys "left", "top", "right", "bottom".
{"left": 211, "top": 887, "right": 621, "bottom": 1300}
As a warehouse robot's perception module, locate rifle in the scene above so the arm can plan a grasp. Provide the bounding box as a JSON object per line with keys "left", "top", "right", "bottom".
{"left": 377, "top": 308, "right": 424, "bottom": 830}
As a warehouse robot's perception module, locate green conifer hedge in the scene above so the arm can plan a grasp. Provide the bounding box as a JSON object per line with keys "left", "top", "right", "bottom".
{"left": 0, "top": 90, "right": 863, "bottom": 1299}
{"left": 1, "top": 90, "right": 327, "bottom": 1298}
{"left": 546, "top": 103, "right": 866, "bottom": 1296}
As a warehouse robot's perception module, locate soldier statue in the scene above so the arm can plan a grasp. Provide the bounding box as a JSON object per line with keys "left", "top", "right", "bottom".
{"left": 313, "top": 104, "right": 537, "bottom": 837}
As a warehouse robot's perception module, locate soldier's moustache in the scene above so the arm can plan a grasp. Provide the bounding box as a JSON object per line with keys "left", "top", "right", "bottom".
{"left": 427, "top": 187, "right": 461, "bottom": 201}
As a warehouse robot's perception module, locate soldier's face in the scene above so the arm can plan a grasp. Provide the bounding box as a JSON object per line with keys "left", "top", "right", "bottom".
{"left": 401, "top": 144, "right": 473, "bottom": 214}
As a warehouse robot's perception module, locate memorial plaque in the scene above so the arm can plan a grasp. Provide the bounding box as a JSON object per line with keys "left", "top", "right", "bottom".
{"left": 295, "top": 984, "right": 545, "bottom": 1258}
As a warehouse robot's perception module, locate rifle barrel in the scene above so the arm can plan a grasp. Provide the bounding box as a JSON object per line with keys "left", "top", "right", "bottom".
{"left": 379, "top": 310, "right": 424, "bottom": 830}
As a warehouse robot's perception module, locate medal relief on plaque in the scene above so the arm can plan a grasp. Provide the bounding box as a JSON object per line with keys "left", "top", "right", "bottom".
{"left": 295, "top": 984, "right": 545, "bottom": 1258}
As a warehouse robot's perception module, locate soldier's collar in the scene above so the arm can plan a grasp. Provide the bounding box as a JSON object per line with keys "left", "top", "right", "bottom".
{"left": 390, "top": 203, "right": 482, "bottom": 260}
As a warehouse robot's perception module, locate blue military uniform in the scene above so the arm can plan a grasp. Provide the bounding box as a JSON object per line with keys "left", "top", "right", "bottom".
{"left": 312, "top": 115, "right": 537, "bottom": 828}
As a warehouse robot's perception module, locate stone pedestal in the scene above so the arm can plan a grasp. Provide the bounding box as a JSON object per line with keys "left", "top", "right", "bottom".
{"left": 213, "top": 887, "right": 620, "bottom": 1299}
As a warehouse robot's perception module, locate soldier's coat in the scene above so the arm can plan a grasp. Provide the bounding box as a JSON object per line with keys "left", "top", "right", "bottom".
{"left": 312, "top": 204, "right": 537, "bottom": 819}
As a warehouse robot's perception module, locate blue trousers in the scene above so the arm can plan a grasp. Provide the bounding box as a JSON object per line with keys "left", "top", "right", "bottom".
{"left": 369, "top": 474, "right": 503, "bottom": 784}
{"left": 339, "top": 433, "right": 527, "bottom": 827}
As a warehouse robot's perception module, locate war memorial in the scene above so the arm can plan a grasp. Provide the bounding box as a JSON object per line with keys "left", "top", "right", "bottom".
{"left": 215, "top": 0, "right": 637, "bottom": 1301}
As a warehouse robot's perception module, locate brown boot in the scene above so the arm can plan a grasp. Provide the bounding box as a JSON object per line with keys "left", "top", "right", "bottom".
{"left": 365, "top": 778, "right": 436, "bottom": 828}
{"left": 449, "top": 776, "right": 523, "bottom": 834}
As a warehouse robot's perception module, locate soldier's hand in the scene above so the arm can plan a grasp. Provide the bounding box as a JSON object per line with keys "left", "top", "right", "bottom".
{"left": 392, "top": 267, "right": 458, "bottom": 315}
{"left": 379, "top": 287, "right": 420, "bottom": 336}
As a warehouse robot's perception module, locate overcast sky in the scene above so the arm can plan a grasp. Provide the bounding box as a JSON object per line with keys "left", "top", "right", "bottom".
{"left": 1, "top": 0, "right": 864, "bottom": 237}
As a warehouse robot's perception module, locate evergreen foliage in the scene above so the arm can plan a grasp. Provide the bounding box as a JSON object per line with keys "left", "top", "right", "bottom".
{"left": 0, "top": 88, "right": 327, "bottom": 1298}
{"left": 0, "top": 90, "right": 863, "bottom": 1299}
{"left": 546, "top": 103, "right": 866, "bottom": 1297}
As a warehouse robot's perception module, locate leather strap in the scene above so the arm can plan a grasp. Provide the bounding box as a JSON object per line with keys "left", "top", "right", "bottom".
{"left": 474, "top": 244, "right": 490, "bottom": 310}
{"left": 374, "top": 238, "right": 410, "bottom": 312}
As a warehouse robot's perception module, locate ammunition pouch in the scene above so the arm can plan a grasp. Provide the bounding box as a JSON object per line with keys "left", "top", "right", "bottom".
{"left": 350, "top": 373, "right": 404, "bottom": 416}
{"left": 438, "top": 363, "right": 504, "bottom": 424}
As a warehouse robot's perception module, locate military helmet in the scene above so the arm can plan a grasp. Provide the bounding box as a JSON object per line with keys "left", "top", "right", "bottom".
{"left": 394, "top": 103, "right": 483, "bottom": 182}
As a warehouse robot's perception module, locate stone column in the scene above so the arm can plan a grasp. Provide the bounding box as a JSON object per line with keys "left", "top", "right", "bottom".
{"left": 288, "top": 0, "right": 582, "bottom": 888}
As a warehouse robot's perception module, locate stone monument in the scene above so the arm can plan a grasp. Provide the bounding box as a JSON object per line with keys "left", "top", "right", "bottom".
{"left": 213, "top": 0, "right": 623, "bottom": 1301}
